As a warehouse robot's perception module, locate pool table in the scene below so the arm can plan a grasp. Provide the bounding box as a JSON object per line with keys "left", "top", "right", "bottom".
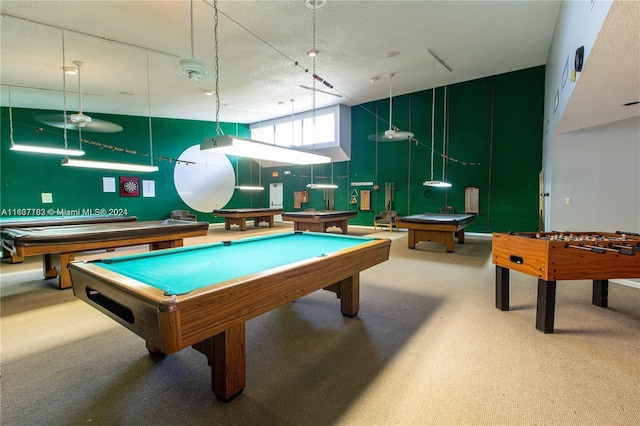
{"left": 395, "top": 213, "right": 476, "bottom": 252}
{"left": 213, "top": 208, "right": 283, "bottom": 231}
{"left": 282, "top": 210, "right": 357, "bottom": 234}
{"left": 1, "top": 215, "right": 137, "bottom": 262}
{"left": 68, "top": 231, "right": 391, "bottom": 401}
{"left": 1, "top": 219, "right": 210, "bottom": 289}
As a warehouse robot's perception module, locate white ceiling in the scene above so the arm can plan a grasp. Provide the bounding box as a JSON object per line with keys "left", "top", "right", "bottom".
{"left": 0, "top": 0, "right": 636, "bottom": 131}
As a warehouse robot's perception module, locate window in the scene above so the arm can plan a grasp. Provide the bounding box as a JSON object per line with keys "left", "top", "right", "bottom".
{"left": 251, "top": 106, "right": 340, "bottom": 148}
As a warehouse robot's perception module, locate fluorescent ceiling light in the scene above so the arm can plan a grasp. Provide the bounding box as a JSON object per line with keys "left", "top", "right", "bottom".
{"left": 201, "top": 135, "right": 330, "bottom": 165}
{"left": 234, "top": 185, "right": 264, "bottom": 191}
{"left": 423, "top": 180, "right": 452, "bottom": 188}
{"left": 306, "top": 183, "right": 338, "bottom": 189}
{"left": 61, "top": 158, "right": 159, "bottom": 172}
{"left": 10, "top": 144, "right": 85, "bottom": 156}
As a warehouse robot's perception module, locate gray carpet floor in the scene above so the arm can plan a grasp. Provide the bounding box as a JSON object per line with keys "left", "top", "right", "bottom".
{"left": 1, "top": 224, "right": 638, "bottom": 425}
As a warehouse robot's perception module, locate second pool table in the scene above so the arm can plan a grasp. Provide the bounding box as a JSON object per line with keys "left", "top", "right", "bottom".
{"left": 68, "top": 231, "right": 391, "bottom": 401}
{"left": 213, "top": 208, "right": 282, "bottom": 231}
{"left": 2, "top": 219, "right": 210, "bottom": 288}
{"left": 0, "top": 215, "right": 137, "bottom": 262}
{"left": 395, "top": 213, "right": 476, "bottom": 252}
{"left": 282, "top": 210, "right": 357, "bottom": 234}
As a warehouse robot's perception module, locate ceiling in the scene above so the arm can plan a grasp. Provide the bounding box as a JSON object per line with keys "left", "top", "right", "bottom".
{"left": 0, "top": 0, "right": 636, "bottom": 131}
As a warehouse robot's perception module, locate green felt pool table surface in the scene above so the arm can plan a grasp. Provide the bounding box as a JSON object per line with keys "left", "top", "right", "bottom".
{"left": 95, "top": 231, "right": 377, "bottom": 295}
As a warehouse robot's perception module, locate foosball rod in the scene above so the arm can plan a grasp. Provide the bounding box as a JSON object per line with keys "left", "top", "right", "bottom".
{"left": 566, "top": 243, "right": 635, "bottom": 255}
{"left": 565, "top": 243, "right": 606, "bottom": 254}
{"left": 608, "top": 243, "right": 639, "bottom": 254}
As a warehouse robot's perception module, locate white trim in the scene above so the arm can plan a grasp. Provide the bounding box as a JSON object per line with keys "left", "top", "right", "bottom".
{"left": 612, "top": 279, "right": 640, "bottom": 289}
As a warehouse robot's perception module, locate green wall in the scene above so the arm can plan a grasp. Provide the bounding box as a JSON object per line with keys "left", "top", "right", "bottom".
{"left": 1, "top": 66, "right": 544, "bottom": 232}
{"left": 263, "top": 66, "right": 545, "bottom": 232}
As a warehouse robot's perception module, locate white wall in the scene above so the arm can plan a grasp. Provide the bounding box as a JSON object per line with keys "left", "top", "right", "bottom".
{"left": 549, "top": 116, "right": 639, "bottom": 232}
{"left": 541, "top": 0, "right": 639, "bottom": 231}
{"left": 543, "top": 0, "right": 640, "bottom": 288}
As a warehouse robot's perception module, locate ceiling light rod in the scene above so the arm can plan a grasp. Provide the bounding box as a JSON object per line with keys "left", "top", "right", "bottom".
{"left": 427, "top": 49, "right": 453, "bottom": 73}
{"left": 299, "top": 85, "right": 342, "bottom": 98}
{"left": 202, "top": 135, "right": 330, "bottom": 165}
{"left": 61, "top": 158, "right": 159, "bottom": 172}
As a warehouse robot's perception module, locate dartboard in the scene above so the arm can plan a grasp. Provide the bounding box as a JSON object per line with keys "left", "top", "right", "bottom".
{"left": 123, "top": 179, "right": 138, "bottom": 194}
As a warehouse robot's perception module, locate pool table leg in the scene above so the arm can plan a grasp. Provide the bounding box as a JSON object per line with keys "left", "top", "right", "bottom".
{"left": 323, "top": 274, "right": 360, "bottom": 317}
{"left": 407, "top": 230, "right": 416, "bottom": 249}
{"left": 192, "top": 323, "right": 246, "bottom": 402}
{"left": 253, "top": 216, "right": 273, "bottom": 228}
{"left": 340, "top": 220, "right": 349, "bottom": 234}
{"left": 5, "top": 248, "right": 24, "bottom": 263}
{"left": 456, "top": 229, "right": 466, "bottom": 244}
{"left": 150, "top": 239, "right": 184, "bottom": 250}
{"left": 44, "top": 252, "right": 75, "bottom": 289}
{"left": 444, "top": 234, "right": 455, "bottom": 252}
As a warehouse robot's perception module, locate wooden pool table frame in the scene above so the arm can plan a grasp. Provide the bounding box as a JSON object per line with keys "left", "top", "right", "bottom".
{"left": 1, "top": 215, "right": 137, "bottom": 262}
{"left": 395, "top": 213, "right": 476, "bottom": 252}
{"left": 68, "top": 234, "right": 391, "bottom": 401}
{"left": 213, "top": 208, "right": 283, "bottom": 231}
{"left": 2, "top": 220, "right": 209, "bottom": 289}
{"left": 282, "top": 210, "right": 357, "bottom": 234}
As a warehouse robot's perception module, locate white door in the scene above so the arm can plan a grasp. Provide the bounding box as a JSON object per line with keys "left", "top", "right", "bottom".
{"left": 270, "top": 183, "right": 284, "bottom": 222}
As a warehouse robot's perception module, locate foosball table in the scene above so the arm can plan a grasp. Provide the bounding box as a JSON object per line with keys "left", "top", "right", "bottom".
{"left": 492, "top": 231, "right": 640, "bottom": 333}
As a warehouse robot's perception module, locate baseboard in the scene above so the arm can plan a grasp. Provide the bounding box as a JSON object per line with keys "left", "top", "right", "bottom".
{"left": 611, "top": 279, "right": 640, "bottom": 289}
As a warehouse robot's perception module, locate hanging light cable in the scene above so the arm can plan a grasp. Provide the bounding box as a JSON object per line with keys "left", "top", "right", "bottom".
{"left": 442, "top": 71, "right": 448, "bottom": 184}
{"left": 10, "top": 30, "right": 84, "bottom": 157}
{"left": 214, "top": 0, "right": 221, "bottom": 137}
{"left": 62, "top": 51, "right": 158, "bottom": 172}
{"left": 146, "top": 52, "right": 156, "bottom": 170}
{"left": 201, "top": 0, "right": 330, "bottom": 165}
{"left": 306, "top": 3, "right": 336, "bottom": 190}
{"left": 424, "top": 50, "right": 452, "bottom": 188}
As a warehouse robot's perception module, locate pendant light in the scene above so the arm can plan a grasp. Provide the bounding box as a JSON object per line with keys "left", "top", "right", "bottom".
{"left": 368, "top": 73, "right": 415, "bottom": 141}
{"left": 9, "top": 30, "right": 85, "bottom": 157}
{"left": 424, "top": 49, "right": 452, "bottom": 188}
{"left": 306, "top": 1, "right": 337, "bottom": 190}
{"left": 62, "top": 53, "right": 158, "bottom": 172}
{"left": 201, "top": 0, "right": 330, "bottom": 165}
